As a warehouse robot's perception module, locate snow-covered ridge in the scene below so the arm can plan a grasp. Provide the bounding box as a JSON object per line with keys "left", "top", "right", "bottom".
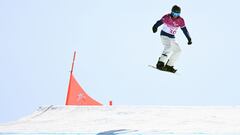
{"left": 0, "top": 106, "right": 240, "bottom": 134}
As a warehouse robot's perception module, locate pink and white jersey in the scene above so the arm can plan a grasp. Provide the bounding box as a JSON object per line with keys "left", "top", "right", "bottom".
{"left": 161, "top": 14, "right": 185, "bottom": 35}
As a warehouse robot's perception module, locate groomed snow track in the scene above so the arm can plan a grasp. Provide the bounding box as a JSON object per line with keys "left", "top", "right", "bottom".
{"left": 1, "top": 106, "right": 240, "bottom": 134}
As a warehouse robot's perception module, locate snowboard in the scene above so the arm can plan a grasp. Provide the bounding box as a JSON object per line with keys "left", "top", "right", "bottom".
{"left": 148, "top": 65, "right": 180, "bottom": 75}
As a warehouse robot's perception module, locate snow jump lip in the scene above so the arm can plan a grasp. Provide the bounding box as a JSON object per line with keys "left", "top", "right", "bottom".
{"left": 1, "top": 106, "right": 240, "bottom": 134}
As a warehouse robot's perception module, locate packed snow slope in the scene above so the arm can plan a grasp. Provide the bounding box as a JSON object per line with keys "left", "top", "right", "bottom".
{"left": 0, "top": 106, "right": 240, "bottom": 134}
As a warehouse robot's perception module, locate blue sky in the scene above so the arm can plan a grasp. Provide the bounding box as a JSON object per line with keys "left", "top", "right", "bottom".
{"left": 0, "top": 0, "right": 240, "bottom": 123}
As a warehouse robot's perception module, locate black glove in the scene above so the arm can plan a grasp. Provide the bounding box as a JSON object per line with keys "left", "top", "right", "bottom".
{"left": 152, "top": 26, "right": 157, "bottom": 33}
{"left": 188, "top": 39, "right": 192, "bottom": 45}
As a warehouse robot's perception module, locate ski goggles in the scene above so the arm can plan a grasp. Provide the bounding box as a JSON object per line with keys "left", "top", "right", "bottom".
{"left": 171, "top": 12, "right": 180, "bottom": 17}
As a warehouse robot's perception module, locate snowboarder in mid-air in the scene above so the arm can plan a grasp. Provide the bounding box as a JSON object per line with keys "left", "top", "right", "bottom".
{"left": 152, "top": 5, "right": 192, "bottom": 73}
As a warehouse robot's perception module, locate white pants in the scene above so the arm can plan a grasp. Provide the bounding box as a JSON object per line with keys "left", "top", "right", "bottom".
{"left": 159, "top": 36, "right": 181, "bottom": 66}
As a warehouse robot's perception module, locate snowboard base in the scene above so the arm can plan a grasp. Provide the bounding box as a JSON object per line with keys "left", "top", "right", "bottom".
{"left": 148, "top": 65, "right": 180, "bottom": 75}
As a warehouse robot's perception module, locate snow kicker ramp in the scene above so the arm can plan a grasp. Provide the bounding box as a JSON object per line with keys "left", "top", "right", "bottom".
{"left": 1, "top": 106, "right": 240, "bottom": 134}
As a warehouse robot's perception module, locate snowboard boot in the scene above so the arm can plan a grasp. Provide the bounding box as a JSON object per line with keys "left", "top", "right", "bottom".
{"left": 165, "top": 65, "right": 177, "bottom": 73}
{"left": 156, "top": 61, "right": 165, "bottom": 70}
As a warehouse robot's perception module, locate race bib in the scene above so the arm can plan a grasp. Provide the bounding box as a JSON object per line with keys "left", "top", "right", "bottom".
{"left": 162, "top": 24, "right": 178, "bottom": 35}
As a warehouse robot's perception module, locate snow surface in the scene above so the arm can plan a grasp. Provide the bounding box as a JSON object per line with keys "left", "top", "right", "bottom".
{"left": 0, "top": 106, "right": 240, "bottom": 134}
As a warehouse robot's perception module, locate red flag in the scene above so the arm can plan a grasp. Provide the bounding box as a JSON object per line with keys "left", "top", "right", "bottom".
{"left": 65, "top": 74, "right": 102, "bottom": 106}
{"left": 65, "top": 51, "right": 102, "bottom": 106}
